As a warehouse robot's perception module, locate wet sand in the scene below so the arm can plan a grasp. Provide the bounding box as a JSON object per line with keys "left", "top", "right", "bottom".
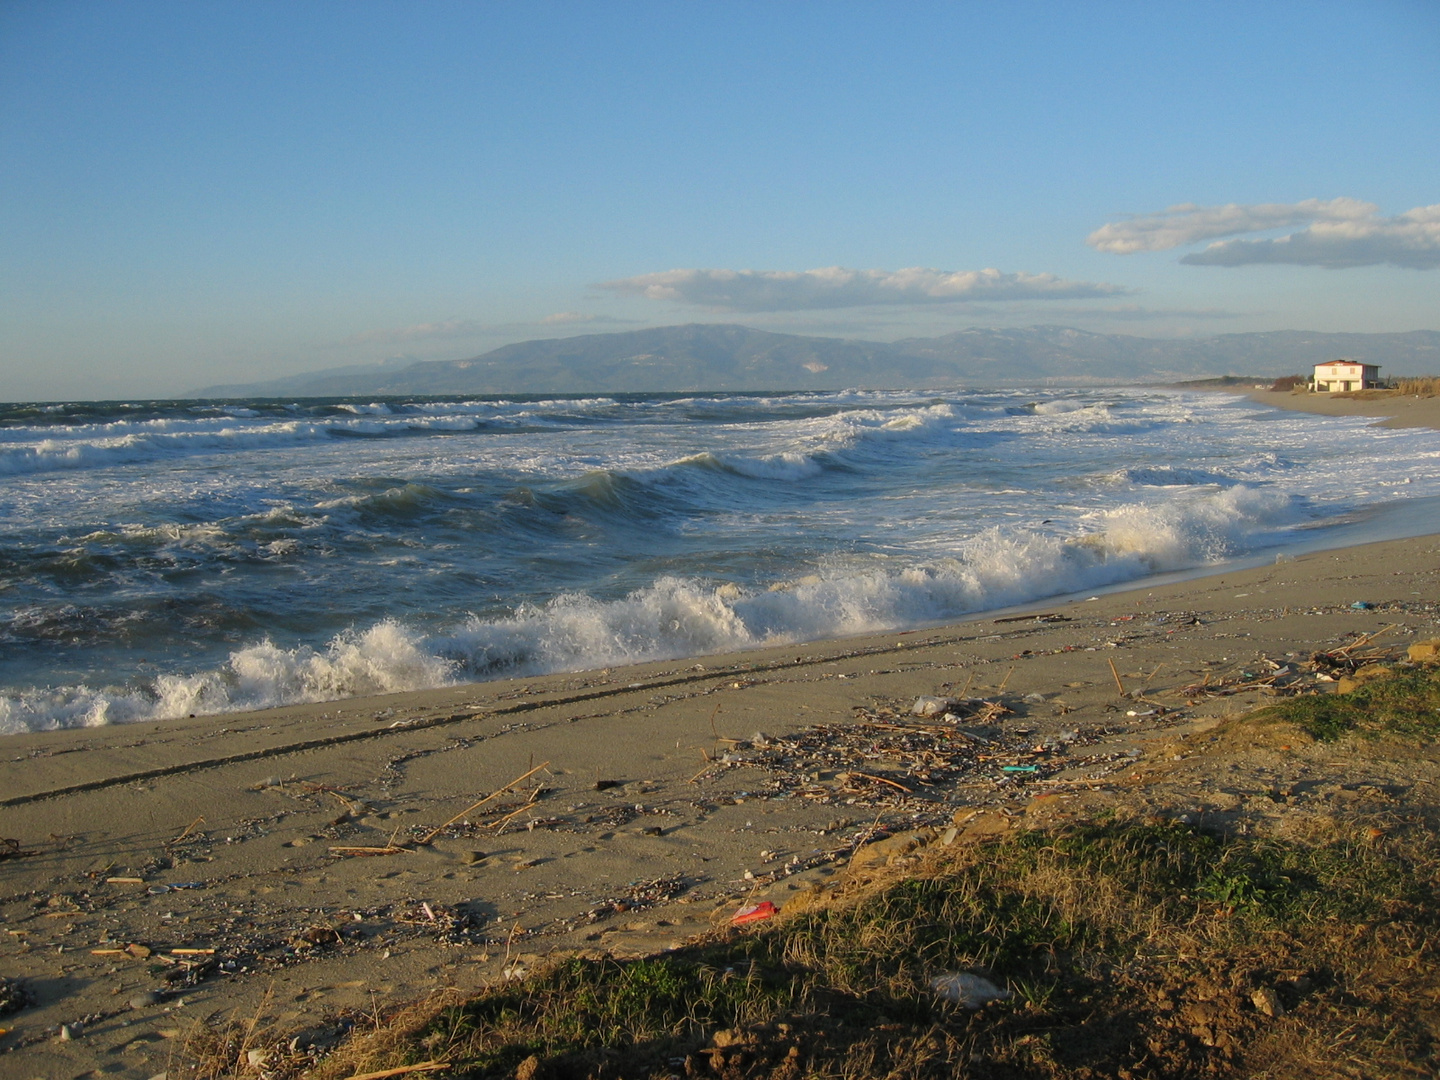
{"left": 1, "top": 390, "right": 1438, "bottom": 1078}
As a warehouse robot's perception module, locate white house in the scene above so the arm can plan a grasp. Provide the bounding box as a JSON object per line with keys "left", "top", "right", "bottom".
{"left": 1312, "top": 359, "right": 1381, "bottom": 392}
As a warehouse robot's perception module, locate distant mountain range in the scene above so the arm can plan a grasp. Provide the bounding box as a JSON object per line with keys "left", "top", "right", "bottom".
{"left": 189, "top": 324, "right": 1440, "bottom": 397}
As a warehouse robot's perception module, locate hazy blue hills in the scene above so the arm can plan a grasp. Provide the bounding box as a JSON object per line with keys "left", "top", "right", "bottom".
{"left": 189, "top": 324, "right": 1440, "bottom": 397}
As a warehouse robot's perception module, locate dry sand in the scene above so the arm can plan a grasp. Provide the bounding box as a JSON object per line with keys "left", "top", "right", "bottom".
{"left": 1242, "top": 386, "right": 1440, "bottom": 430}
{"left": 2, "top": 392, "right": 1438, "bottom": 1079}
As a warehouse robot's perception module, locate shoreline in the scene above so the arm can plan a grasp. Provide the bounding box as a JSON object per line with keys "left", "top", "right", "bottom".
{"left": 2, "top": 390, "right": 1439, "bottom": 1076}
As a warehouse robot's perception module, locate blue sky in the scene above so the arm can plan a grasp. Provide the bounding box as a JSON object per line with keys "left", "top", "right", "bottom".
{"left": 2, "top": 1, "right": 1437, "bottom": 399}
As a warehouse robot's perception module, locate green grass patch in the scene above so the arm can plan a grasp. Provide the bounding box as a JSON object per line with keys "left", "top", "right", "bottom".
{"left": 342, "top": 820, "right": 1434, "bottom": 1078}
{"left": 1255, "top": 666, "right": 1440, "bottom": 742}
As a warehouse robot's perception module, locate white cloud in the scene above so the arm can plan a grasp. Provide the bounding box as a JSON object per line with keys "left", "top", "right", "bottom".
{"left": 598, "top": 266, "right": 1124, "bottom": 311}
{"left": 1089, "top": 199, "right": 1440, "bottom": 269}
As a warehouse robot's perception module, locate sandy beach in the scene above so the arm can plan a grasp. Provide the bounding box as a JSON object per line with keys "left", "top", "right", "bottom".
{"left": 2, "top": 390, "right": 1438, "bottom": 1079}
{"left": 1243, "top": 385, "right": 1440, "bottom": 430}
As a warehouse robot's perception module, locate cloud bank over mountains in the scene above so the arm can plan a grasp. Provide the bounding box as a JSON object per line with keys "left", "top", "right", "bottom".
{"left": 1090, "top": 199, "right": 1440, "bottom": 269}
{"left": 599, "top": 266, "right": 1125, "bottom": 311}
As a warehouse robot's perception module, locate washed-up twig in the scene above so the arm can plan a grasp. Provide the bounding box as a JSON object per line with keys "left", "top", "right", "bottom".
{"left": 168, "top": 816, "right": 205, "bottom": 847}
{"left": 1335, "top": 624, "right": 1400, "bottom": 656}
{"left": 1108, "top": 659, "right": 1127, "bottom": 697}
{"left": 0, "top": 838, "right": 38, "bottom": 861}
{"left": 993, "top": 612, "right": 1067, "bottom": 624}
{"left": 847, "top": 771, "right": 914, "bottom": 794}
{"left": 419, "top": 762, "right": 550, "bottom": 846}
{"left": 343, "top": 1062, "right": 450, "bottom": 1080}
{"left": 490, "top": 786, "right": 545, "bottom": 835}
{"left": 687, "top": 761, "right": 717, "bottom": 784}
{"left": 870, "top": 721, "right": 969, "bottom": 735}
{"left": 329, "top": 845, "right": 413, "bottom": 857}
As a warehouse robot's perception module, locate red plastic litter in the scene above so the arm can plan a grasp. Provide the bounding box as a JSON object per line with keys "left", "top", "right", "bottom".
{"left": 731, "top": 901, "right": 778, "bottom": 925}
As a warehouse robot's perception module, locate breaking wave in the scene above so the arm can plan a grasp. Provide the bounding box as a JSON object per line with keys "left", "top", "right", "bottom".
{"left": 0, "top": 484, "right": 1301, "bottom": 733}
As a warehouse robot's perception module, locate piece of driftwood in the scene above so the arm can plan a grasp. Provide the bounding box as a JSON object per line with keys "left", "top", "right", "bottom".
{"left": 418, "top": 761, "right": 550, "bottom": 846}
{"left": 343, "top": 1060, "right": 451, "bottom": 1080}
{"left": 0, "top": 838, "right": 38, "bottom": 861}
{"left": 168, "top": 816, "right": 206, "bottom": 847}
{"left": 1107, "top": 659, "right": 1127, "bottom": 696}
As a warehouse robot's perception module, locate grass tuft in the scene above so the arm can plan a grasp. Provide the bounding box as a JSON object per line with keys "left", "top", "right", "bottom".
{"left": 310, "top": 815, "right": 1438, "bottom": 1079}
{"left": 1252, "top": 666, "right": 1440, "bottom": 742}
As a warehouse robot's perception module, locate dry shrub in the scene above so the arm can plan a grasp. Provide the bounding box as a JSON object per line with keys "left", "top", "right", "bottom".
{"left": 1396, "top": 376, "right": 1440, "bottom": 397}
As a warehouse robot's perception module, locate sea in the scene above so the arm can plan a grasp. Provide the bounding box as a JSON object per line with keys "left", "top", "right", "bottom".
{"left": 3, "top": 388, "right": 1438, "bottom": 736}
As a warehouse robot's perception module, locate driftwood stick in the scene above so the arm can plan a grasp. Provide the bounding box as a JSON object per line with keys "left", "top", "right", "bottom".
{"left": 419, "top": 762, "right": 549, "bottom": 846}
{"left": 687, "top": 761, "right": 717, "bottom": 784}
{"left": 168, "top": 817, "right": 205, "bottom": 846}
{"left": 343, "top": 1062, "right": 450, "bottom": 1080}
{"left": 489, "top": 786, "right": 545, "bottom": 834}
{"left": 1107, "top": 659, "right": 1127, "bottom": 697}
{"left": 849, "top": 771, "right": 913, "bottom": 794}
{"left": 1336, "top": 623, "right": 1399, "bottom": 655}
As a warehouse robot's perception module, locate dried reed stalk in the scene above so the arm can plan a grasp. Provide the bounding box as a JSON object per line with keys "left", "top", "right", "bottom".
{"left": 418, "top": 761, "right": 550, "bottom": 846}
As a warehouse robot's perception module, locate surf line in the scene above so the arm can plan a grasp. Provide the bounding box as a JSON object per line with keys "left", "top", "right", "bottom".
{"left": 0, "top": 627, "right": 1023, "bottom": 808}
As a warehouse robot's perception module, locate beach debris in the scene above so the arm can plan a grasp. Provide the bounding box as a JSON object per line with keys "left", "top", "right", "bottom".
{"left": 0, "top": 976, "right": 32, "bottom": 1017}
{"left": 1108, "top": 658, "right": 1127, "bottom": 696}
{"left": 594, "top": 779, "right": 624, "bottom": 790}
{"left": 340, "top": 1063, "right": 450, "bottom": 1080}
{"left": 419, "top": 761, "right": 550, "bottom": 846}
{"left": 930, "top": 972, "right": 1011, "bottom": 1008}
{"left": 0, "top": 838, "right": 38, "bottom": 862}
{"left": 167, "top": 816, "right": 206, "bottom": 847}
{"left": 91, "top": 942, "right": 154, "bottom": 959}
{"left": 731, "top": 901, "right": 778, "bottom": 925}
{"left": 128, "top": 990, "right": 162, "bottom": 1009}
{"left": 1251, "top": 986, "right": 1285, "bottom": 1017}
{"left": 1350, "top": 601, "right": 1374, "bottom": 610}
{"left": 583, "top": 872, "right": 691, "bottom": 923}
{"left": 911, "top": 696, "right": 955, "bottom": 718}
{"left": 292, "top": 926, "right": 342, "bottom": 950}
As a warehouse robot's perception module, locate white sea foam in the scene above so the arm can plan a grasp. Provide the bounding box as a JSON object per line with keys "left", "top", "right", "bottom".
{"left": 0, "top": 621, "right": 455, "bottom": 735}
{"left": 0, "top": 483, "right": 1304, "bottom": 732}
